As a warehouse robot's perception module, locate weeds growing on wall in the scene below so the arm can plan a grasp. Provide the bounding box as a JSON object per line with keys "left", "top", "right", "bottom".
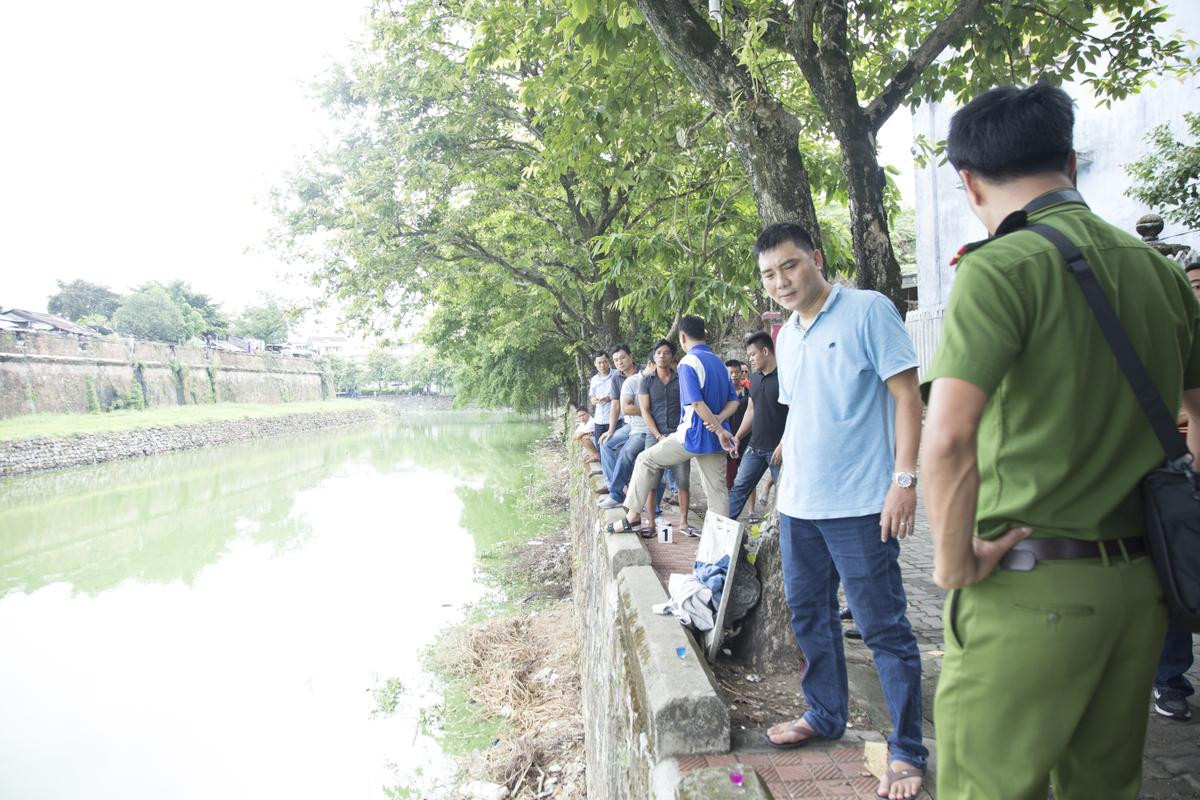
{"left": 84, "top": 376, "right": 101, "bottom": 414}
{"left": 205, "top": 366, "right": 218, "bottom": 403}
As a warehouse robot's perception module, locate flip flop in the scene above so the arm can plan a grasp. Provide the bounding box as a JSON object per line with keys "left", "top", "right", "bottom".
{"left": 637, "top": 526, "right": 655, "bottom": 539}
{"left": 604, "top": 518, "right": 642, "bottom": 534}
{"left": 681, "top": 525, "right": 702, "bottom": 538}
{"left": 877, "top": 764, "right": 925, "bottom": 799}
{"left": 765, "top": 719, "right": 821, "bottom": 750}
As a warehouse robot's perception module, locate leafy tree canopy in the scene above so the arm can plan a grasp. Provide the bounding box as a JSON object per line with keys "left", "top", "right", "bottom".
{"left": 47, "top": 279, "right": 122, "bottom": 322}
{"left": 1126, "top": 111, "right": 1200, "bottom": 230}
{"left": 233, "top": 297, "right": 294, "bottom": 345}
{"left": 272, "top": 0, "right": 853, "bottom": 408}
{"left": 111, "top": 286, "right": 191, "bottom": 343}
{"left": 608, "top": 0, "right": 1196, "bottom": 306}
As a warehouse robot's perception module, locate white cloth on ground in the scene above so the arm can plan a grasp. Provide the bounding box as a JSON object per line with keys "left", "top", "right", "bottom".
{"left": 650, "top": 573, "right": 715, "bottom": 631}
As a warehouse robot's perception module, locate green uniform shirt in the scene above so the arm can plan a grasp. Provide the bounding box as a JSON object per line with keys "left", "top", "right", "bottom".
{"left": 921, "top": 196, "right": 1200, "bottom": 541}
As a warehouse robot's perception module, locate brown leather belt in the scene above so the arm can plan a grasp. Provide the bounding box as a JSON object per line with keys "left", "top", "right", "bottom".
{"left": 999, "top": 536, "right": 1147, "bottom": 572}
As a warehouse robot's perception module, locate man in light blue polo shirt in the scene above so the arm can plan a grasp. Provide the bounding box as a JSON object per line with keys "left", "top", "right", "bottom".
{"left": 755, "top": 223, "right": 927, "bottom": 800}
{"left": 605, "top": 316, "right": 739, "bottom": 534}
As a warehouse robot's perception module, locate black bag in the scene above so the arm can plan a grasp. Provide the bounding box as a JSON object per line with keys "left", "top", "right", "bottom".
{"left": 1026, "top": 216, "right": 1200, "bottom": 631}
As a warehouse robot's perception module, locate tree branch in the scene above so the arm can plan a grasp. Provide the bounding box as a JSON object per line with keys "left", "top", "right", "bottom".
{"left": 864, "top": 0, "right": 987, "bottom": 133}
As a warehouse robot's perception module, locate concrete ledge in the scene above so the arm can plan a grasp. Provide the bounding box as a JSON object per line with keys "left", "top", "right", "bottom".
{"left": 602, "top": 507, "right": 651, "bottom": 572}
{"left": 675, "top": 767, "right": 771, "bottom": 799}
{"left": 618, "top": 565, "right": 730, "bottom": 758}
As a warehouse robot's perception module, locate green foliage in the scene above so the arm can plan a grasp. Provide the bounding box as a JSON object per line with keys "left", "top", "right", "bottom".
{"left": 272, "top": 0, "right": 778, "bottom": 408}
{"left": 47, "top": 279, "right": 122, "bottom": 322}
{"left": 108, "top": 382, "right": 146, "bottom": 412}
{"left": 206, "top": 366, "right": 219, "bottom": 403}
{"left": 327, "top": 355, "right": 363, "bottom": 394}
{"left": 1126, "top": 111, "right": 1200, "bottom": 229}
{"left": 84, "top": 376, "right": 101, "bottom": 414}
{"left": 397, "top": 348, "right": 456, "bottom": 394}
{"left": 75, "top": 313, "right": 111, "bottom": 330}
{"left": 112, "top": 286, "right": 191, "bottom": 343}
{"left": 158, "top": 281, "right": 230, "bottom": 337}
{"left": 233, "top": 297, "right": 293, "bottom": 345}
{"left": 364, "top": 348, "right": 401, "bottom": 391}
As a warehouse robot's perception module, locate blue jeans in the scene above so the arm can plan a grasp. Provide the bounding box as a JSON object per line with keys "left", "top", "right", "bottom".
{"left": 598, "top": 422, "right": 628, "bottom": 486}
{"left": 609, "top": 431, "right": 650, "bottom": 503}
{"left": 779, "top": 513, "right": 927, "bottom": 769}
{"left": 1155, "top": 621, "right": 1195, "bottom": 695}
{"left": 727, "top": 445, "right": 779, "bottom": 519}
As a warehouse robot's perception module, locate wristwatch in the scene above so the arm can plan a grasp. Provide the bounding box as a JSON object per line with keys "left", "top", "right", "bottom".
{"left": 893, "top": 471, "right": 917, "bottom": 489}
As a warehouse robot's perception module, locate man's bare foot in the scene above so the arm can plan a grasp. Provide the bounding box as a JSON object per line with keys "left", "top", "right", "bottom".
{"left": 876, "top": 760, "right": 924, "bottom": 799}
{"left": 765, "top": 718, "right": 821, "bottom": 749}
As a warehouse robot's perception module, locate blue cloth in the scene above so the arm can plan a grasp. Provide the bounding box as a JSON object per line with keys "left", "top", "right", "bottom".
{"left": 675, "top": 343, "right": 738, "bottom": 454}
{"left": 599, "top": 422, "right": 630, "bottom": 486}
{"left": 1155, "top": 622, "right": 1195, "bottom": 696}
{"left": 775, "top": 285, "right": 918, "bottom": 519}
{"left": 780, "top": 512, "right": 927, "bottom": 769}
{"left": 727, "top": 445, "right": 780, "bottom": 520}
{"left": 693, "top": 554, "right": 731, "bottom": 606}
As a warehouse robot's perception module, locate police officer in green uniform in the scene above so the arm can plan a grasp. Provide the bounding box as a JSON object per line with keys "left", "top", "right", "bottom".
{"left": 920, "top": 84, "right": 1200, "bottom": 800}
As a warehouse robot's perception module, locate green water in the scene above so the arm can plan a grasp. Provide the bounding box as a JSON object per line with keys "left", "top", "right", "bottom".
{"left": 0, "top": 415, "right": 549, "bottom": 800}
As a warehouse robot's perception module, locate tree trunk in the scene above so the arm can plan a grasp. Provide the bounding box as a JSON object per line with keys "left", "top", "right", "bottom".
{"left": 732, "top": 512, "right": 803, "bottom": 671}
{"left": 633, "top": 0, "right": 823, "bottom": 243}
{"left": 838, "top": 126, "right": 904, "bottom": 312}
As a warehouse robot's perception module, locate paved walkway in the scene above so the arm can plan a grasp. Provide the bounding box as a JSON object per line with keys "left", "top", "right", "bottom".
{"left": 633, "top": 480, "right": 1200, "bottom": 798}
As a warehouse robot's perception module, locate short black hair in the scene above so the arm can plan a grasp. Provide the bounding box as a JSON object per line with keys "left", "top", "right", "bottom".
{"left": 754, "top": 223, "right": 816, "bottom": 257}
{"left": 610, "top": 343, "right": 631, "bottom": 357}
{"left": 744, "top": 331, "right": 774, "bottom": 353}
{"left": 725, "top": 358, "right": 741, "bottom": 368}
{"left": 679, "top": 315, "right": 707, "bottom": 341}
{"left": 946, "top": 84, "right": 1075, "bottom": 181}
{"left": 593, "top": 351, "right": 608, "bottom": 360}
{"left": 651, "top": 338, "right": 677, "bottom": 355}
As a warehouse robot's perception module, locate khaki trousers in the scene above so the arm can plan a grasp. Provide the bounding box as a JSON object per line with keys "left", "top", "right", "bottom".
{"left": 625, "top": 435, "right": 727, "bottom": 519}
{"left": 936, "top": 553, "right": 1166, "bottom": 800}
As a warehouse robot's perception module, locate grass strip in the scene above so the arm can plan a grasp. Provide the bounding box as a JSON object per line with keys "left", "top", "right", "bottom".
{"left": 0, "top": 399, "right": 380, "bottom": 442}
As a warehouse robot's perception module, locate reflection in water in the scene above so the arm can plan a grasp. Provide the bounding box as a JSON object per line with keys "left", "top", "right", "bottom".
{"left": 0, "top": 417, "right": 546, "bottom": 800}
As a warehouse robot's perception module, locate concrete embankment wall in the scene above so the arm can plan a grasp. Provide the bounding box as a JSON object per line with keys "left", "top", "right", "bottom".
{"left": 0, "top": 407, "right": 380, "bottom": 477}
{"left": 569, "top": 446, "right": 773, "bottom": 799}
{"left": 0, "top": 330, "right": 328, "bottom": 419}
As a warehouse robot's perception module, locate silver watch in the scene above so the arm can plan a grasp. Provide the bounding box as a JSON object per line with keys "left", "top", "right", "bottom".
{"left": 893, "top": 471, "right": 917, "bottom": 489}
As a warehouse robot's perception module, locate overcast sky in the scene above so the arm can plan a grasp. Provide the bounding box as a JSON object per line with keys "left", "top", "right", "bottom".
{"left": 0, "top": 1, "right": 369, "bottom": 316}
{"left": 0, "top": 2, "right": 915, "bottom": 323}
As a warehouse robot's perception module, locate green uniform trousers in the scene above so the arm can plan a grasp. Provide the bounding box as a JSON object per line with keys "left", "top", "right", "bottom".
{"left": 935, "top": 553, "right": 1166, "bottom": 800}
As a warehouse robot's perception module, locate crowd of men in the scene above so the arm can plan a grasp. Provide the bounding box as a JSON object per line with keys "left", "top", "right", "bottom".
{"left": 572, "top": 84, "right": 1196, "bottom": 800}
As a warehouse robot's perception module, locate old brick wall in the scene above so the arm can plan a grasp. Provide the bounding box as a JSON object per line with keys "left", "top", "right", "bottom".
{"left": 0, "top": 330, "right": 327, "bottom": 418}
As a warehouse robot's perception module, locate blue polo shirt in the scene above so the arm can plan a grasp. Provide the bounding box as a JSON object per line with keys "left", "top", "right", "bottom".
{"left": 674, "top": 343, "right": 738, "bottom": 454}
{"left": 776, "top": 285, "right": 918, "bottom": 519}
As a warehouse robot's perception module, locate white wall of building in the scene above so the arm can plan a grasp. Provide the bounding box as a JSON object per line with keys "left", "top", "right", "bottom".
{"left": 913, "top": 8, "right": 1200, "bottom": 309}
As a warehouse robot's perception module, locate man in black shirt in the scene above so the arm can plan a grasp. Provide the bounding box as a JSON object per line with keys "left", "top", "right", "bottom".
{"left": 728, "top": 331, "right": 788, "bottom": 520}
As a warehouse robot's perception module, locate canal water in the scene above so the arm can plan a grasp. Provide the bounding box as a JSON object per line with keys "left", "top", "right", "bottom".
{"left": 0, "top": 415, "right": 549, "bottom": 800}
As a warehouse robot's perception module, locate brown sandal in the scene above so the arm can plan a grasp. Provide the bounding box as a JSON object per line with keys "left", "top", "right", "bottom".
{"left": 876, "top": 764, "right": 925, "bottom": 799}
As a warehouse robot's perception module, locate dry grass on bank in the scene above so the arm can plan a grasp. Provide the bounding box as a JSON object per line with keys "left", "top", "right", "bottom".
{"left": 431, "top": 605, "right": 585, "bottom": 799}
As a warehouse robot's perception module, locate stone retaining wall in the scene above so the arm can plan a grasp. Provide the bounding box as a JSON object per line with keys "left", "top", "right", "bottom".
{"left": 0, "top": 407, "right": 380, "bottom": 477}
{"left": 0, "top": 330, "right": 329, "bottom": 418}
{"left": 569, "top": 435, "right": 771, "bottom": 799}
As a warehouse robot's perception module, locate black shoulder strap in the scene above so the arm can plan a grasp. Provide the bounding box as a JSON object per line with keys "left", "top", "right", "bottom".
{"left": 1025, "top": 223, "right": 1189, "bottom": 465}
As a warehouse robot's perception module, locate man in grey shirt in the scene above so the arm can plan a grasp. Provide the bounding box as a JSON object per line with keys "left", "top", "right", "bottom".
{"left": 599, "top": 350, "right": 652, "bottom": 511}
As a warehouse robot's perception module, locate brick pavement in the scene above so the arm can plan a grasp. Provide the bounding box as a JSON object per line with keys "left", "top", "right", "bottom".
{"left": 625, "top": 476, "right": 1200, "bottom": 798}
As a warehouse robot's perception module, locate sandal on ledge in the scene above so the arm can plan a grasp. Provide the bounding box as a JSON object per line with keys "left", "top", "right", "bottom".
{"left": 604, "top": 517, "right": 642, "bottom": 534}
